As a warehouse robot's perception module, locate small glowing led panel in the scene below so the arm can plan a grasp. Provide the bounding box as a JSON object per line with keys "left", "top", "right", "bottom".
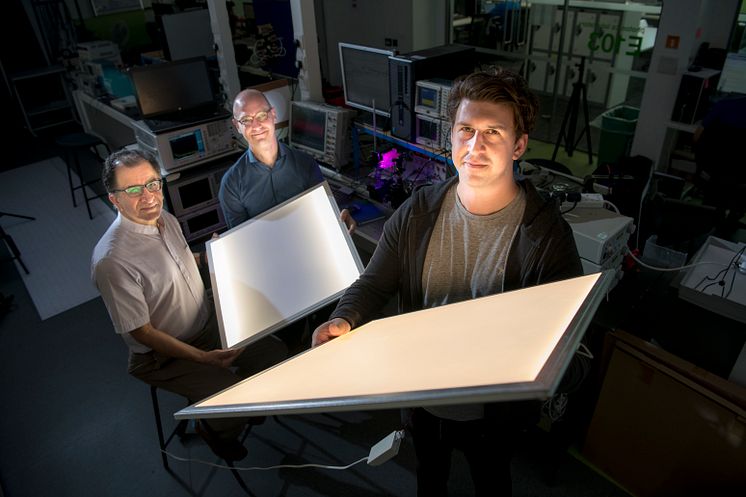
{"left": 207, "top": 182, "right": 364, "bottom": 349}
{"left": 177, "top": 272, "right": 612, "bottom": 420}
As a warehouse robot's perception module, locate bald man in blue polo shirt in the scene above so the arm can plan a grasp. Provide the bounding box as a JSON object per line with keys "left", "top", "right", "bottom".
{"left": 218, "top": 89, "right": 356, "bottom": 353}
{"left": 219, "top": 89, "right": 355, "bottom": 230}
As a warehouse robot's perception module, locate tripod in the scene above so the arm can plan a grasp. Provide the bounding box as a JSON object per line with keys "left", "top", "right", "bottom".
{"left": 552, "top": 57, "right": 593, "bottom": 165}
{"left": 0, "top": 211, "right": 36, "bottom": 274}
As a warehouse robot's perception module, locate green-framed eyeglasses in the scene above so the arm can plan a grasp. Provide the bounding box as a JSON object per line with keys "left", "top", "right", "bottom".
{"left": 235, "top": 108, "right": 272, "bottom": 127}
{"left": 111, "top": 179, "right": 163, "bottom": 198}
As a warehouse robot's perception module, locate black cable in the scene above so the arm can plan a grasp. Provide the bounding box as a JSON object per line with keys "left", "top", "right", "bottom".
{"left": 700, "top": 278, "right": 725, "bottom": 295}
{"left": 560, "top": 202, "right": 578, "bottom": 215}
{"left": 694, "top": 266, "right": 729, "bottom": 291}
{"left": 724, "top": 246, "right": 746, "bottom": 298}
{"left": 695, "top": 245, "right": 745, "bottom": 296}
{"left": 693, "top": 247, "right": 741, "bottom": 290}
{"left": 408, "top": 154, "right": 434, "bottom": 184}
{"left": 725, "top": 263, "right": 738, "bottom": 298}
{"left": 408, "top": 147, "right": 451, "bottom": 183}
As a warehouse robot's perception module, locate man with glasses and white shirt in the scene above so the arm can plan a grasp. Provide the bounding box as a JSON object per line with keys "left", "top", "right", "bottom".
{"left": 91, "top": 149, "right": 286, "bottom": 462}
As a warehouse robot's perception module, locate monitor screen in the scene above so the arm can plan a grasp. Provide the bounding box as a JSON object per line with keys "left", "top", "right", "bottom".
{"left": 178, "top": 178, "right": 213, "bottom": 210}
{"left": 717, "top": 53, "right": 746, "bottom": 95}
{"left": 130, "top": 57, "right": 215, "bottom": 118}
{"left": 418, "top": 117, "right": 440, "bottom": 142}
{"left": 290, "top": 103, "right": 326, "bottom": 153}
{"left": 339, "top": 43, "right": 393, "bottom": 117}
{"left": 418, "top": 86, "right": 438, "bottom": 109}
{"left": 161, "top": 9, "right": 216, "bottom": 61}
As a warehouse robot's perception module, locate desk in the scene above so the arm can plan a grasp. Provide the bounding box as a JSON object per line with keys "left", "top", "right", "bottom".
{"left": 351, "top": 124, "right": 454, "bottom": 177}
{"left": 321, "top": 166, "right": 391, "bottom": 261}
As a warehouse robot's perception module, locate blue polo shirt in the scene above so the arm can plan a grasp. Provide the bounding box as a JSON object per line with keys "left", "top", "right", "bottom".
{"left": 219, "top": 142, "right": 324, "bottom": 228}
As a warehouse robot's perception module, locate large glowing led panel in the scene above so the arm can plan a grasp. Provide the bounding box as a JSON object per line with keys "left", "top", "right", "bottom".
{"left": 208, "top": 183, "right": 363, "bottom": 349}
{"left": 177, "top": 272, "right": 610, "bottom": 419}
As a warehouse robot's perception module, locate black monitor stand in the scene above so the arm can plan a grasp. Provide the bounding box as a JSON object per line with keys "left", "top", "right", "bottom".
{"left": 354, "top": 110, "right": 391, "bottom": 132}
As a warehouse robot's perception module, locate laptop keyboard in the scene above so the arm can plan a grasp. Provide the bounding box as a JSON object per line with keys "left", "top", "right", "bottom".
{"left": 144, "top": 107, "right": 229, "bottom": 132}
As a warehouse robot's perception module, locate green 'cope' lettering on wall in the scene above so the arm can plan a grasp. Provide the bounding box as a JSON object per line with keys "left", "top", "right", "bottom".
{"left": 588, "top": 32, "right": 643, "bottom": 56}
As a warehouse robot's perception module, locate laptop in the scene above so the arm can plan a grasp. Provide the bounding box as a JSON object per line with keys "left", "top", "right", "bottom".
{"left": 130, "top": 57, "right": 229, "bottom": 133}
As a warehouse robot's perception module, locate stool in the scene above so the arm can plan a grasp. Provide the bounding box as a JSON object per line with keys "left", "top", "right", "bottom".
{"left": 149, "top": 386, "right": 253, "bottom": 494}
{"left": 149, "top": 385, "right": 189, "bottom": 470}
{"left": 55, "top": 132, "right": 110, "bottom": 220}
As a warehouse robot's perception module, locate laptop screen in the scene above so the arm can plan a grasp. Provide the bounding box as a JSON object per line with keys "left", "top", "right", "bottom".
{"left": 129, "top": 57, "right": 216, "bottom": 119}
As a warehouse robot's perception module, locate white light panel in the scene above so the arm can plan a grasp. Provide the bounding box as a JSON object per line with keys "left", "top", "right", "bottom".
{"left": 208, "top": 182, "right": 363, "bottom": 349}
{"left": 177, "top": 272, "right": 611, "bottom": 420}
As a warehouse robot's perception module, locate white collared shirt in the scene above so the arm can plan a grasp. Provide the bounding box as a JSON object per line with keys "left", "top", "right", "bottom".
{"left": 91, "top": 211, "right": 209, "bottom": 353}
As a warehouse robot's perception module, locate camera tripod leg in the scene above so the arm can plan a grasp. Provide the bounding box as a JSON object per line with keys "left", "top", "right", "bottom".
{"left": 552, "top": 60, "right": 593, "bottom": 166}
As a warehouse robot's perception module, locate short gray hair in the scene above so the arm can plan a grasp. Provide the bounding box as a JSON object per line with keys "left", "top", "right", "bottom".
{"left": 102, "top": 149, "right": 160, "bottom": 192}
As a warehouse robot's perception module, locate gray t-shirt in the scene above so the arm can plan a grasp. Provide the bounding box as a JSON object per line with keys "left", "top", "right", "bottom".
{"left": 91, "top": 211, "right": 210, "bottom": 354}
{"left": 422, "top": 183, "right": 526, "bottom": 421}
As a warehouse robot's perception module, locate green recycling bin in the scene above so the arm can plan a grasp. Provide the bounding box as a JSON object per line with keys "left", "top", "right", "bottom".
{"left": 598, "top": 105, "right": 639, "bottom": 166}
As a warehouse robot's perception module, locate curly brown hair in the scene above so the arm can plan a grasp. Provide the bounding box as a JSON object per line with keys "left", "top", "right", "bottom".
{"left": 446, "top": 67, "right": 539, "bottom": 138}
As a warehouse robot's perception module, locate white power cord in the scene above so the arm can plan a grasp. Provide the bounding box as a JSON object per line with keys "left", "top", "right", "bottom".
{"left": 576, "top": 342, "right": 594, "bottom": 359}
{"left": 161, "top": 450, "right": 368, "bottom": 471}
{"left": 624, "top": 245, "right": 727, "bottom": 272}
{"left": 542, "top": 393, "right": 568, "bottom": 422}
{"left": 603, "top": 200, "right": 620, "bottom": 214}
{"left": 160, "top": 429, "right": 404, "bottom": 472}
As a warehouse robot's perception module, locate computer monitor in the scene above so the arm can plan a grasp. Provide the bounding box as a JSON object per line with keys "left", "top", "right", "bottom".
{"left": 129, "top": 57, "right": 215, "bottom": 118}
{"left": 717, "top": 53, "right": 746, "bottom": 95}
{"left": 339, "top": 43, "right": 393, "bottom": 117}
{"left": 289, "top": 100, "right": 355, "bottom": 170}
{"left": 161, "top": 9, "right": 215, "bottom": 61}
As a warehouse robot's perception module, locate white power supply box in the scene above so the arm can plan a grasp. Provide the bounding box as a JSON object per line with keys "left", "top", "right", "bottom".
{"left": 563, "top": 207, "right": 634, "bottom": 266}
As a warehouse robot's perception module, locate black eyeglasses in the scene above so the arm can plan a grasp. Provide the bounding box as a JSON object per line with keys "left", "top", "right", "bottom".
{"left": 234, "top": 108, "right": 272, "bottom": 127}
{"left": 111, "top": 179, "right": 163, "bottom": 198}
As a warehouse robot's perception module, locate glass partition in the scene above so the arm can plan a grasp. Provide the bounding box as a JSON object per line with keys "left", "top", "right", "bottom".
{"left": 450, "top": 0, "right": 663, "bottom": 176}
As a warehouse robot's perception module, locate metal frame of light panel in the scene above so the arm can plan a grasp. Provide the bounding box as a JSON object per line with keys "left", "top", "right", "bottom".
{"left": 177, "top": 271, "right": 613, "bottom": 420}
{"left": 207, "top": 182, "right": 364, "bottom": 350}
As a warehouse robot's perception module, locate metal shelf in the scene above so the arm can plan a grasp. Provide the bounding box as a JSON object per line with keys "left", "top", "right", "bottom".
{"left": 11, "top": 64, "right": 74, "bottom": 136}
{"left": 351, "top": 123, "right": 455, "bottom": 177}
